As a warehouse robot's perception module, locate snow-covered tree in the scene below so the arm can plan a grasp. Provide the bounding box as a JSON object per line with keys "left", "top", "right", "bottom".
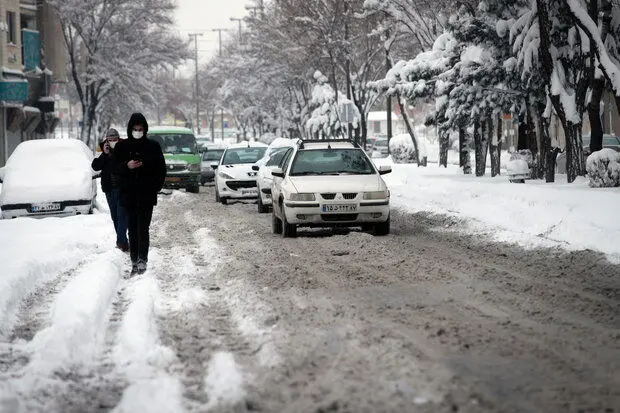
{"left": 49, "top": 0, "right": 188, "bottom": 149}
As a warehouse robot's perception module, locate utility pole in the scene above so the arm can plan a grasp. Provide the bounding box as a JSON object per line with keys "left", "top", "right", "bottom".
{"left": 189, "top": 33, "right": 203, "bottom": 134}
{"left": 212, "top": 28, "right": 228, "bottom": 140}
{"left": 344, "top": 1, "right": 353, "bottom": 141}
{"left": 230, "top": 17, "right": 243, "bottom": 45}
{"left": 385, "top": 28, "right": 392, "bottom": 154}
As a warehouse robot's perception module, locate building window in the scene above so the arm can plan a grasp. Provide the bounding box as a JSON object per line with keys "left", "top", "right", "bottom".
{"left": 6, "top": 11, "right": 16, "bottom": 44}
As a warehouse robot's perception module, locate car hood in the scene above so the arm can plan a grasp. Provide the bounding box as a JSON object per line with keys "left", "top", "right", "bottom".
{"left": 0, "top": 166, "right": 93, "bottom": 205}
{"left": 289, "top": 175, "right": 385, "bottom": 193}
{"left": 219, "top": 164, "right": 257, "bottom": 180}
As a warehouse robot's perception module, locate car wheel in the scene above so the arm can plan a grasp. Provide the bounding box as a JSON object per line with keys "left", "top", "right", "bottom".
{"left": 186, "top": 184, "right": 200, "bottom": 193}
{"left": 257, "top": 193, "right": 268, "bottom": 213}
{"left": 361, "top": 223, "right": 373, "bottom": 232}
{"left": 281, "top": 207, "right": 297, "bottom": 238}
{"left": 374, "top": 216, "right": 390, "bottom": 236}
{"left": 509, "top": 179, "right": 525, "bottom": 184}
{"left": 272, "top": 211, "right": 282, "bottom": 234}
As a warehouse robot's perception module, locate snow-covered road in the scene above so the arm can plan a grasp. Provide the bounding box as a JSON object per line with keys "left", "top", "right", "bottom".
{"left": 0, "top": 185, "right": 619, "bottom": 412}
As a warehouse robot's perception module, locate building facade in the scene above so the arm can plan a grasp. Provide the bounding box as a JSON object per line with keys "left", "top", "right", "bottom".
{"left": 0, "top": 0, "right": 66, "bottom": 166}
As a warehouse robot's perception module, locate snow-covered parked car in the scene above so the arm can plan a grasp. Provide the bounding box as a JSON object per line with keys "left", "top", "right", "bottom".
{"left": 271, "top": 139, "right": 392, "bottom": 237}
{"left": 212, "top": 141, "right": 267, "bottom": 205}
{"left": 253, "top": 138, "right": 296, "bottom": 213}
{"left": 0, "top": 139, "right": 97, "bottom": 219}
{"left": 507, "top": 150, "right": 533, "bottom": 183}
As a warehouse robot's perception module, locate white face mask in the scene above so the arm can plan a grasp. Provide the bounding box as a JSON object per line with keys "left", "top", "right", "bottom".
{"left": 109, "top": 140, "right": 118, "bottom": 149}
{"left": 132, "top": 130, "right": 144, "bottom": 139}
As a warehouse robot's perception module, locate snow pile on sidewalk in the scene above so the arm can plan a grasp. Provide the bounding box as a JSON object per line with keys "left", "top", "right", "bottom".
{"left": 376, "top": 159, "right": 620, "bottom": 261}
{"left": 0, "top": 214, "right": 115, "bottom": 337}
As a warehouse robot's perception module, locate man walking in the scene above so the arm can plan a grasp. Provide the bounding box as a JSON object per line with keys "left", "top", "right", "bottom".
{"left": 113, "top": 113, "right": 166, "bottom": 275}
{"left": 92, "top": 128, "right": 128, "bottom": 252}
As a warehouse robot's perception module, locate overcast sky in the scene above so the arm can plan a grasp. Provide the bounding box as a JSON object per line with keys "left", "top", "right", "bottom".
{"left": 174, "top": 0, "right": 250, "bottom": 69}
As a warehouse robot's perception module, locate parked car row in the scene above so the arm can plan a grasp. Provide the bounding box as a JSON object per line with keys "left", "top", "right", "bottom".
{"left": 210, "top": 138, "right": 392, "bottom": 237}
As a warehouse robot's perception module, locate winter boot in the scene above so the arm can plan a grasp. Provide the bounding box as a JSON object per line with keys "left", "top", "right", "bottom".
{"left": 136, "top": 259, "right": 147, "bottom": 275}
{"left": 130, "top": 261, "right": 139, "bottom": 275}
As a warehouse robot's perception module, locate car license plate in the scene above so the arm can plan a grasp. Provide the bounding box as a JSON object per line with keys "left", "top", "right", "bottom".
{"left": 32, "top": 202, "right": 61, "bottom": 212}
{"left": 166, "top": 177, "right": 181, "bottom": 182}
{"left": 242, "top": 189, "right": 257, "bottom": 196}
{"left": 322, "top": 204, "right": 357, "bottom": 213}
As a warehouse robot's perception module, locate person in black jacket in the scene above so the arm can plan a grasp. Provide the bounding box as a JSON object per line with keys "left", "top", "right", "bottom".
{"left": 92, "top": 128, "right": 128, "bottom": 252}
{"left": 113, "top": 113, "right": 166, "bottom": 275}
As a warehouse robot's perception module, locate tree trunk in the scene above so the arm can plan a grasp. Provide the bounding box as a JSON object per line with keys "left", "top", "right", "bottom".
{"left": 565, "top": 122, "right": 584, "bottom": 183}
{"left": 396, "top": 94, "right": 420, "bottom": 164}
{"left": 490, "top": 116, "right": 501, "bottom": 177}
{"left": 439, "top": 130, "right": 449, "bottom": 168}
{"left": 517, "top": 115, "right": 530, "bottom": 151}
{"left": 474, "top": 120, "right": 489, "bottom": 176}
{"left": 588, "top": 77, "right": 605, "bottom": 153}
{"left": 459, "top": 128, "right": 472, "bottom": 174}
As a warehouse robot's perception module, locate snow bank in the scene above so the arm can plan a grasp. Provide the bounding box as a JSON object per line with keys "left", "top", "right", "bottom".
{"left": 586, "top": 148, "right": 620, "bottom": 188}
{"left": 204, "top": 352, "right": 246, "bottom": 409}
{"left": 380, "top": 162, "right": 620, "bottom": 262}
{"left": 112, "top": 272, "right": 184, "bottom": 413}
{"left": 0, "top": 214, "right": 114, "bottom": 337}
{"left": 27, "top": 250, "right": 122, "bottom": 372}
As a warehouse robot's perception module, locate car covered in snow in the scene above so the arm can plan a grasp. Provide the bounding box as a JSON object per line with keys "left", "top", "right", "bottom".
{"left": 253, "top": 138, "right": 296, "bottom": 213}
{"left": 0, "top": 139, "right": 97, "bottom": 219}
{"left": 212, "top": 141, "right": 268, "bottom": 204}
{"left": 271, "top": 139, "right": 392, "bottom": 237}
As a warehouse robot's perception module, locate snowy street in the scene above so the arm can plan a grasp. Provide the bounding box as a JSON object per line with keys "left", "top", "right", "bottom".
{"left": 1, "top": 176, "right": 618, "bottom": 413}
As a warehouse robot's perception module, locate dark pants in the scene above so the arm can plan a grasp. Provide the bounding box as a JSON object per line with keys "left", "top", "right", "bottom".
{"left": 126, "top": 202, "right": 154, "bottom": 263}
{"left": 105, "top": 189, "right": 128, "bottom": 245}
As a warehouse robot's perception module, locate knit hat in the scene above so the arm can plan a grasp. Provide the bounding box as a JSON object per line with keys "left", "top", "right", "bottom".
{"left": 106, "top": 128, "right": 120, "bottom": 139}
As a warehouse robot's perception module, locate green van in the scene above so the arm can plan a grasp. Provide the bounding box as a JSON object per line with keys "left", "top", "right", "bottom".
{"left": 148, "top": 126, "right": 201, "bottom": 193}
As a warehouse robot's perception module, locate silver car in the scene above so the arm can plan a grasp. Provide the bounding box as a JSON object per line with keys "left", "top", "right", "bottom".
{"left": 200, "top": 148, "right": 225, "bottom": 184}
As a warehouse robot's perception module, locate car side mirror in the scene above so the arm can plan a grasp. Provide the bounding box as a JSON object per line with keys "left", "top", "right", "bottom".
{"left": 252, "top": 165, "right": 260, "bottom": 171}
{"left": 271, "top": 167, "right": 285, "bottom": 178}
{"left": 210, "top": 162, "right": 219, "bottom": 170}
{"left": 378, "top": 165, "right": 392, "bottom": 175}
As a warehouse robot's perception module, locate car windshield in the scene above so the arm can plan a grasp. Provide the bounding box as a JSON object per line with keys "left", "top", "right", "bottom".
{"left": 202, "top": 149, "right": 225, "bottom": 161}
{"left": 150, "top": 134, "right": 197, "bottom": 154}
{"left": 603, "top": 136, "right": 620, "bottom": 145}
{"left": 266, "top": 148, "right": 291, "bottom": 167}
{"left": 289, "top": 149, "right": 375, "bottom": 176}
{"left": 222, "top": 147, "right": 267, "bottom": 165}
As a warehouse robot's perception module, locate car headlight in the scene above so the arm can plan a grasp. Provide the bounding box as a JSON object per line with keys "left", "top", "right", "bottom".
{"left": 188, "top": 163, "right": 200, "bottom": 172}
{"left": 363, "top": 190, "right": 389, "bottom": 200}
{"left": 219, "top": 172, "right": 235, "bottom": 180}
{"left": 289, "top": 193, "right": 316, "bottom": 201}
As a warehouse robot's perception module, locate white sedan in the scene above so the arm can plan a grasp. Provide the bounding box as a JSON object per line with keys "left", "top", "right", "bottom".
{"left": 254, "top": 146, "right": 294, "bottom": 213}
{"left": 0, "top": 139, "right": 97, "bottom": 219}
{"left": 271, "top": 140, "right": 392, "bottom": 237}
{"left": 212, "top": 141, "right": 268, "bottom": 205}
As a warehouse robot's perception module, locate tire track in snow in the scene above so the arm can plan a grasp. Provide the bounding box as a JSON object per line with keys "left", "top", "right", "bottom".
{"left": 147, "top": 191, "right": 257, "bottom": 411}
{"left": 0, "top": 251, "right": 126, "bottom": 413}
{"left": 110, "top": 269, "right": 185, "bottom": 413}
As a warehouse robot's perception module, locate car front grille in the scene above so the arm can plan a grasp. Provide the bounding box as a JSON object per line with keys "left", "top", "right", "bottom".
{"left": 227, "top": 180, "right": 257, "bottom": 190}
{"left": 342, "top": 193, "right": 357, "bottom": 200}
{"left": 168, "top": 164, "right": 187, "bottom": 172}
{"left": 321, "top": 193, "right": 337, "bottom": 200}
{"left": 321, "top": 214, "right": 358, "bottom": 222}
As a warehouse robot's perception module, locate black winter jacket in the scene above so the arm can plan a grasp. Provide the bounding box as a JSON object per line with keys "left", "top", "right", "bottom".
{"left": 91, "top": 141, "right": 120, "bottom": 193}
{"left": 113, "top": 113, "right": 166, "bottom": 206}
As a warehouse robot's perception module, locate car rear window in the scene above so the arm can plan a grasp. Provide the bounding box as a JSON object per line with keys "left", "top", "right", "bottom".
{"left": 202, "top": 150, "right": 225, "bottom": 161}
